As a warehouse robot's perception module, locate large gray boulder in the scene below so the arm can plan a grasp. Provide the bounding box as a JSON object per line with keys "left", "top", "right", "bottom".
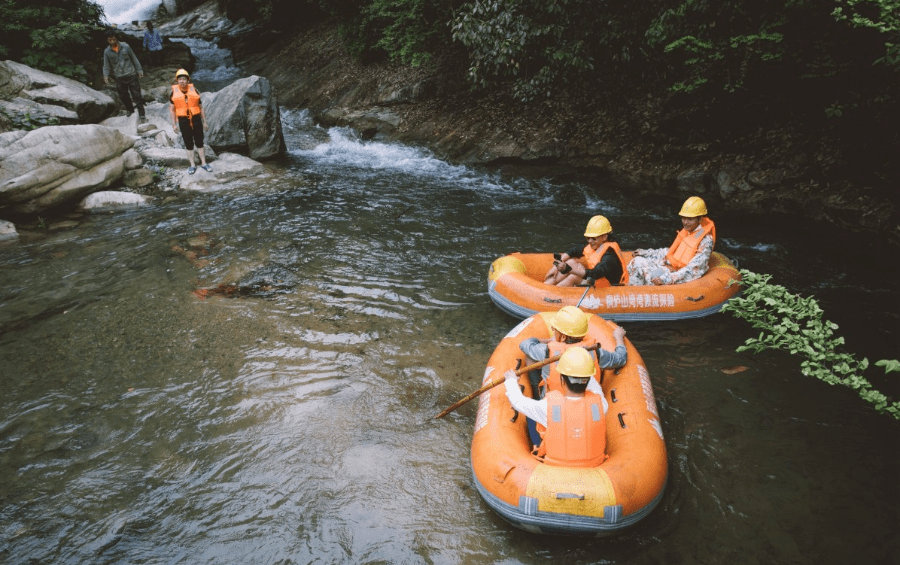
{"left": 0, "top": 124, "right": 134, "bottom": 214}
{"left": 204, "top": 75, "right": 284, "bottom": 160}
{"left": 178, "top": 152, "right": 270, "bottom": 192}
{"left": 0, "top": 60, "right": 116, "bottom": 124}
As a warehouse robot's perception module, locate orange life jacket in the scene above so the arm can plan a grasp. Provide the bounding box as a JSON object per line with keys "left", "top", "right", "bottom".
{"left": 545, "top": 340, "right": 597, "bottom": 395}
{"left": 536, "top": 390, "right": 607, "bottom": 467}
{"left": 581, "top": 241, "right": 629, "bottom": 286}
{"left": 171, "top": 84, "right": 202, "bottom": 118}
{"left": 665, "top": 217, "right": 716, "bottom": 270}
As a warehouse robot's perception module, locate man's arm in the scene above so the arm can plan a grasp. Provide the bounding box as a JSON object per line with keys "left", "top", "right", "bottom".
{"left": 102, "top": 49, "right": 111, "bottom": 81}
{"left": 125, "top": 43, "right": 143, "bottom": 76}
{"left": 586, "top": 377, "right": 609, "bottom": 413}
{"left": 504, "top": 370, "right": 547, "bottom": 427}
{"left": 595, "top": 326, "right": 627, "bottom": 369}
{"left": 518, "top": 337, "right": 549, "bottom": 362}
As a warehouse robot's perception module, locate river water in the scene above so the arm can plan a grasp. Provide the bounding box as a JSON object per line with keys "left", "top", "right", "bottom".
{"left": 2, "top": 51, "right": 899, "bottom": 565}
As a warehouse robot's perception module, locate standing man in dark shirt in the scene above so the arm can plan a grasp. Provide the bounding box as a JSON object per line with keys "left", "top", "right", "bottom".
{"left": 102, "top": 29, "right": 146, "bottom": 122}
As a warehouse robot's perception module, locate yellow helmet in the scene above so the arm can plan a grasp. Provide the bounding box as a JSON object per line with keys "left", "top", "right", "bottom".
{"left": 175, "top": 69, "right": 190, "bottom": 80}
{"left": 551, "top": 306, "right": 589, "bottom": 338}
{"left": 679, "top": 196, "right": 708, "bottom": 217}
{"left": 556, "top": 347, "right": 596, "bottom": 378}
{"left": 583, "top": 215, "right": 612, "bottom": 237}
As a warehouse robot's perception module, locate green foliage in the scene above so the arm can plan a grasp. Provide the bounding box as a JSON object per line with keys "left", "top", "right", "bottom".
{"left": 832, "top": 0, "right": 900, "bottom": 35}
{"left": 347, "top": 0, "right": 442, "bottom": 66}
{"left": 0, "top": 108, "right": 61, "bottom": 130}
{"left": 229, "top": 0, "right": 448, "bottom": 66}
{"left": 649, "top": 0, "right": 899, "bottom": 97}
{"left": 21, "top": 50, "right": 88, "bottom": 82}
{"left": 825, "top": 102, "right": 844, "bottom": 118}
{"left": 0, "top": 0, "right": 103, "bottom": 79}
{"left": 451, "top": 0, "right": 607, "bottom": 100}
{"left": 722, "top": 269, "right": 900, "bottom": 420}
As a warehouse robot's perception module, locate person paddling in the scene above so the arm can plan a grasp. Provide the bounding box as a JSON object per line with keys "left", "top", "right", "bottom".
{"left": 519, "top": 306, "right": 626, "bottom": 400}
{"left": 504, "top": 347, "right": 609, "bottom": 465}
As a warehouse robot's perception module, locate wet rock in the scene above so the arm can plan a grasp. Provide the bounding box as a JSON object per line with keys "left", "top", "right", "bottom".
{"left": 123, "top": 168, "right": 155, "bottom": 188}
{"left": 137, "top": 122, "right": 157, "bottom": 135}
{"left": 0, "top": 219, "right": 17, "bottom": 240}
{"left": 80, "top": 191, "right": 152, "bottom": 210}
{"left": 122, "top": 149, "right": 143, "bottom": 170}
{"left": 676, "top": 168, "right": 713, "bottom": 195}
{"left": 154, "top": 1, "right": 258, "bottom": 40}
{"left": 0, "top": 60, "right": 116, "bottom": 123}
{"left": 178, "top": 152, "right": 269, "bottom": 192}
{"left": 715, "top": 166, "right": 754, "bottom": 199}
{"left": 322, "top": 107, "right": 401, "bottom": 138}
{"left": 204, "top": 75, "right": 285, "bottom": 159}
{"left": 195, "top": 262, "right": 300, "bottom": 299}
{"left": 136, "top": 143, "right": 218, "bottom": 168}
{"left": 0, "top": 124, "right": 134, "bottom": 214}
{"left": 0, "top": 98, "right": 80, "bottom": 129}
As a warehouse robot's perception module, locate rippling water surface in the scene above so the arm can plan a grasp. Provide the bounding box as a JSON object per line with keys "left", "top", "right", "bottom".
{"left": 0, "top": 110, "right": 897, "bottom": 565}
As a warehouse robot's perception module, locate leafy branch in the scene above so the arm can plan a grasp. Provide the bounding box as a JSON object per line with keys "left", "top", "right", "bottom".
{"left": 722, "top": 269, "right": 899, "bottom": 420}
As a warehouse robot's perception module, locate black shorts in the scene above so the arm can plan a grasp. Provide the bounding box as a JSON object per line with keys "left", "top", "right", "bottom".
{"left": 178, "top": 115, "right": 204, "bottom": 150}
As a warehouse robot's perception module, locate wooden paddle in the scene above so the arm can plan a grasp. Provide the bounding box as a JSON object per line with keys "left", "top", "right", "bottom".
{"left": 433, "top": 342, "right": 603, "bottom": 419}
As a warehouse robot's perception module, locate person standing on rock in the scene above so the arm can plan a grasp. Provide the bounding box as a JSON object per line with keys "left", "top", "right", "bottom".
{"left": 102, "top": 29, "right": 146, "bottom": 123}
{"left": 142, "top": 21, "right": 164, "bottom": 67}
{"left": 170, "top": 69, "right": 212, "bottom": 175}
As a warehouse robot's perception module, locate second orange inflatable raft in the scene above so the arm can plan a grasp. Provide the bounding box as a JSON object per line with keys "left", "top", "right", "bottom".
{"left": 488, "top": 251, "right": 741, "bottom": 321}
{"left": 471, "top": 312, "right": 668, "bottom": 536}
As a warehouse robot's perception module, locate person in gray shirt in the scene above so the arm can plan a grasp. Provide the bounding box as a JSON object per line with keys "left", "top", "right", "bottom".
{"left": 102, "top": 29, "right": 146, "bottom": 122}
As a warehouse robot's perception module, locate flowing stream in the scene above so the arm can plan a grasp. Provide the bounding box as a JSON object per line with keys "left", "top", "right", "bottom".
{"left": 0, "top": 41, "right": 897, "bottom": 565}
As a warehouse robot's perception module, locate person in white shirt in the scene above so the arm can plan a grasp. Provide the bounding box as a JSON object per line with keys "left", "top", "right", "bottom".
{"left": 505, "top": 347, "right": 609, "bottom": 465}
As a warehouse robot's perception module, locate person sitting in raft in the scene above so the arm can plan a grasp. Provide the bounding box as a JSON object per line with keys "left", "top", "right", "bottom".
{"left": 519, "top": 306, "right": 626, "bottom": 401}
{"left": 544, "top": 215, "right": 627, "bottom": 287}
{"left": 504, "top": 347, "right": 608, "bottom": 466}
{"left": 627, "top": 196, "right": 716, "bottom": 286}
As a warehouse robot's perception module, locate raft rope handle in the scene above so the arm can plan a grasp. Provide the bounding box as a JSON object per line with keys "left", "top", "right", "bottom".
{"left": 618, "top": 413, "right": 627, "bottom": 428}
{"left": 555, "top": 493, "right": 586, "bottom": 500}
{"left": 685, "top": 294, "right": 706, "bottom": 302}
{"left": 610, "top": 388, "right": 617, "bottom": 403}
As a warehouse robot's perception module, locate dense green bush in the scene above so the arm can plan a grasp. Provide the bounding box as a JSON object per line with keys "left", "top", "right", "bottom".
{"left": 451, "top": 0, "right": 664, "bottom": 100}
{"left": 0, "top": 0, "right": 104, "bottom": 79}
{"left": 722, "top": 270, "right": 899, "bottom": 420}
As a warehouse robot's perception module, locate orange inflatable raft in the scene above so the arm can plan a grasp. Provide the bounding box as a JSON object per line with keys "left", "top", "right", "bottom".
{"left": 471, "top": 312, "right": 668, "bottom": 536}
{"left": 488, "top": 251, "right": 741, "bottom": 321}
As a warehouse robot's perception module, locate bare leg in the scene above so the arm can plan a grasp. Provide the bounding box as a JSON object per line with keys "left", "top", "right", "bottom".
{"left": 185, "top": 149, "right": 196, "bottom": 167}
{"left": 544, "top": 265, "right": 562, "bottom": 285}
{"left": 546, "top": 260, "right": 586, "bottom": 287}
{"left": 198, "top": 147, "right": 207, "bottom": 166}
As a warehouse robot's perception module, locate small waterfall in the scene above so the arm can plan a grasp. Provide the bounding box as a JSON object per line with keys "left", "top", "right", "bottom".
{"left": 170, "top": 37, "right": 246, "bottom": 92}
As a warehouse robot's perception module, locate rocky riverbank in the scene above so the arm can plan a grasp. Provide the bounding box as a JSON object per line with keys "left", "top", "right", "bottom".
{"left": 0, "top": 54, "right": 283, "bottom": 237}
{"left": 221, "top": 14, "right": 897, "bottom": 244}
